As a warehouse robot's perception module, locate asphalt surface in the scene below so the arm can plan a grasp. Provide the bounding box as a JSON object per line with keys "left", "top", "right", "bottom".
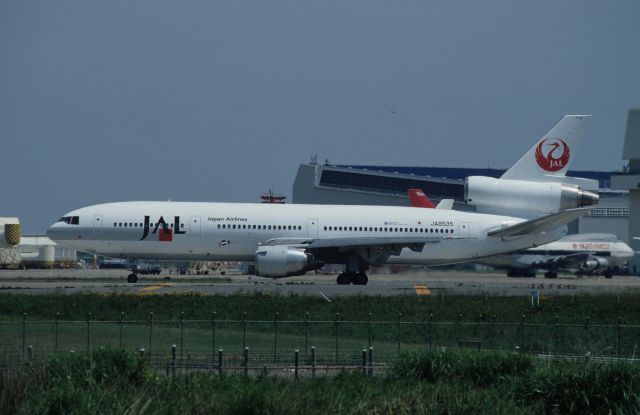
{"left": 1, "top": 269, "right": 640, "bottom": 296}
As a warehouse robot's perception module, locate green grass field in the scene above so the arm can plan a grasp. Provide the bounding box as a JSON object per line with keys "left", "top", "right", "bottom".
{"left": 2, "top": 292, "right": 640, "bottom": 364}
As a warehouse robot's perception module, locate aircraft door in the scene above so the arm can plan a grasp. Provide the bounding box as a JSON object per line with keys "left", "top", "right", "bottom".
{"left": 458, "top": 222, "right": 470, "bottom": 238}
{"left": 190, "top": 216, "right": 201, "bottom": 236}
{"left": 93, "top": 214, "right": 103, "bottom": 235}
{"left": 307, "top": 218, "right": 318, "bottom": 238}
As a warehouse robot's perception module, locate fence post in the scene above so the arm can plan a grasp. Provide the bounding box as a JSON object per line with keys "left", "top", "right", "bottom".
{"left": 368, "top": 347, "right": 373, "bottom": 376}
{"left": 428, "top": 314, "right": 433, "bottom": 350}
{"left": 243, "top": 347, "right": 249, "bottom": 378}
{"left": 294, "top": 349, "right": 299, "bottom": 379}
{"left": 457, "top": 314, "right": 462, "bottom": 345}
{"left": 585, "top": 316, "right": 591, "bottom": 354}
{"left": 139, "top": 347, "right": 144, "bottom": 359}
{"left": 617, "top": 316, "right": 622, "bottom": 359}
{"left": 396, "top": 313, "right": 402, "bottom": 353}
{"left": 54, "top": 312, "right": 60, "bottom": 353}
{"left": 335, "top": 312, "right": 340, "bottom": 364}
{"left": 27, "top": 345, "right": 32, "bottom": 361}
{"left": 520, "top": 314, "right": 526, "bottom": 351}
{"left": 305, "top": 312, "right": 310, "bottom": 359}
{"left": 119, "top": 312, "right": 124, "bottom": 350}
{"left": 368, "top": 313, "right": 372, "bottom": 350}
{"left": 478, "top": 315, "right": 483, "bottom": 347}
{"left": 22, "top": 313, "right": 26, "bottom": 359}
{"left": 148, "top": 312, "right": 153, "bottom": 354}
{"left": 492, "top": 315, "right": 497, "bottom": 350}
{"left": 274, "top": 312, "right": 279, "bottom": 361}
{"left": 86, "top": 312, "right": 91, "bottom": 351}
{"left": 311, "top": 346, "right": 316, "bottom": 378}
{"left": 211, "top": 312, "right": 216, "bottom": 365}
{"left": 218, "top": 348, "right": 224, "bottom": 375}
{"left": 554, "top": 315, "right": 559, "bottom": 354}
{"left": 242, "top": 312, "right": 247, "bottom": 351}
{"left": 362, "top": 349, "right": 367, "bottom": 374}
{"left": 180, "top": 312, "right": 184, "bottom": 360}
{"left": 171, "top": 344, "right": 176, "bottom": 376}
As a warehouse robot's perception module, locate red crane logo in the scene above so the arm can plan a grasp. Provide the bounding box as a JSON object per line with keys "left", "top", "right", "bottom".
{"left": 535, "top": 138, "right": 570, "bottom": 172}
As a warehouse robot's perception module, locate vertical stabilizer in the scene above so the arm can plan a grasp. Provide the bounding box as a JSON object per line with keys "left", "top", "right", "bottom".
{"left": 501, "top": 115, "right": 591, "bottom": 181}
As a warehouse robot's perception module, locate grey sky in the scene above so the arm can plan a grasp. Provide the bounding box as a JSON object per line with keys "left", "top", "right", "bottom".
{"left": 1, "top": 1, "right": 639, "bottom": 233}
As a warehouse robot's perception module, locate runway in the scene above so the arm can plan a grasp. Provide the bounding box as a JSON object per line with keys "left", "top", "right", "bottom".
{"left": 1, "top": 269, "right": 640, "bottom": 297}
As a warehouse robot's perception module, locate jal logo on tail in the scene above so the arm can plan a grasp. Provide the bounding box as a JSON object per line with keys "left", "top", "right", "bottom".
{"left": 535, "top": 138, "right": 570, "bottom": 172}
{"left": 139, "top": 216, "right": 186, "bottom": 241}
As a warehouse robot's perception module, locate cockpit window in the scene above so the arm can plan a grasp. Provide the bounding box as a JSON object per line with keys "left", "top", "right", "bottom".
{"left": 58, "top": 216, "right": 80, "bottom": 225}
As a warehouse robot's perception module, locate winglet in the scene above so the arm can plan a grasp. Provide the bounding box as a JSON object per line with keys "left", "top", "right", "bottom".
{"left": 501, "top": 115, "right": 591, "bottom": 181}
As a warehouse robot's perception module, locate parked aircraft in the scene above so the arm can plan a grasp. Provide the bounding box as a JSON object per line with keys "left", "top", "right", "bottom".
{"left": 477, "top": 234, "right": 634, "bottom": 278}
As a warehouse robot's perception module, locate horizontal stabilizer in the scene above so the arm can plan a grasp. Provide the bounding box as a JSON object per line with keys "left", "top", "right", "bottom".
{"left": 436, "top": 199, "right": 454, "bottom": 210}
{"left": 487, "top": 207, "right": 591, "bottom": 239}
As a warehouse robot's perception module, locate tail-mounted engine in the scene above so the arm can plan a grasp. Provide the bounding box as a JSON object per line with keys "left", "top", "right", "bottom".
{"left": 255, "top": 246, "right": 323, "bottom": 277}
{"left": 465, "top": 176, "right": 599, "bottom": 218}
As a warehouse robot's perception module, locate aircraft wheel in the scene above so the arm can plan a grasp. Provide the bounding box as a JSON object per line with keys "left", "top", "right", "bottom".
{"left": 603, "top": 271, "right": 613, "bottom": 279}
{"left": 127, "top": 273, "right": 138, "bottom": 283}
{"left": 354, "top": 273, "right": 368, "bottom": 285}
{"left": 544, "top": 271, "right": 557, "bottom": 279}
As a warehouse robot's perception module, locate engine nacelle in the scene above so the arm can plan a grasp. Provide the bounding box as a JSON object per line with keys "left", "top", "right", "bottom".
{"left": 582, "top": 257, "right": 609, "bottom": 273}
{"left": 255, "top": 246, "right": 322, "bottom": 278}
{"left": 465, "top": 176, "right": 598, "bottom": 218}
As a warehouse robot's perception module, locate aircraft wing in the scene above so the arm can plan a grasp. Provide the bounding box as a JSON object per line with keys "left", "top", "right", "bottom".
{"left": 262, "top": 236, "right": 443, "bottom": 265}
{"left": 262, "top": 236, "right": 442, "bottom": 251}
{"left": 487, "top": 208, "right": 591, "bottom": 240}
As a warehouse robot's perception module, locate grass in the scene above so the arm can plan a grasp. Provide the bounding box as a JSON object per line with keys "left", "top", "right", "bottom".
{"left": 3, "top": 348, "right": 640, "bottom": 414}
{"left": 1, "top": 291, "right": 640, "bottom": 323}
{"left": 2, "top": 293, "right": 640, "bottom": 362}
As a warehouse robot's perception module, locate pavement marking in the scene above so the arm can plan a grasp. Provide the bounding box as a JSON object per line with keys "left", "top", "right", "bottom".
{"left": 140, "top": 283, "right": 176, "bottom": 292}
{"left": 415, "top": 284, "right": 432, "bottom": 295}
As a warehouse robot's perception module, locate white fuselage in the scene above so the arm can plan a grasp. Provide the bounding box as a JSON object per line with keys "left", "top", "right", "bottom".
{"left": 478, "top": 235, "right": 634, "bottom": 271}
{"left": 46, "top": 201, "right": 567, "bottom": 266}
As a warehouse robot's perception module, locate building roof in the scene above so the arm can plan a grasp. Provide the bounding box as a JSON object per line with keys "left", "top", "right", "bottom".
{"left": 335, "top": 165, "right": 617, "bottom": 190}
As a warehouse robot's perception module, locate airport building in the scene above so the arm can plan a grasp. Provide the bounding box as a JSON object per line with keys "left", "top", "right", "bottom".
{"left": 292, "top": 163, "right": 629, "bottom": 242}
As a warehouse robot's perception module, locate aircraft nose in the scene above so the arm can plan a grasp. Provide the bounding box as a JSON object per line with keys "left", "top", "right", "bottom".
{"left": 46, "top": 222, "right": 62, "bottom": 242}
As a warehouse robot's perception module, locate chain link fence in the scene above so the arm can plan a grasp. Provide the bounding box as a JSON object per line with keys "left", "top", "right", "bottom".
{"left": 2, "top": 313, "right": 639, "bottom": 375}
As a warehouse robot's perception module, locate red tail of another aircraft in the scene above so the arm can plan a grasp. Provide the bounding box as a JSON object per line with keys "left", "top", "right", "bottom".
{"left": 407, "top": 189, "right": 435, "bottom": 208}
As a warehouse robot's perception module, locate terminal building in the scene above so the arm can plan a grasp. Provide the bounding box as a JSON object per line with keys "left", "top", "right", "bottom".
{"left": 292, "top": 163, "right": 629, "bottom": 242}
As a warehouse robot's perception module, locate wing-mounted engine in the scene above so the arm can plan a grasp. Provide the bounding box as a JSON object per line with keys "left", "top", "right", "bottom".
{"left": 580, "top": 256, "right": 610, "bottom": 273}
{"left": 255, "top": 246, "right": 323, "bottom": 278}
{"left": 465, "top": 176, "right": 599, "bottom": 218}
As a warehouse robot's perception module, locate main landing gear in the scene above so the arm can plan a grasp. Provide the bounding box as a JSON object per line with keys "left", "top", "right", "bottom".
{"left": 127, "top": 272, "right": 138, "bottom": 283}
{"left": 336, "top": 272, "right": 368, "bottom": 285}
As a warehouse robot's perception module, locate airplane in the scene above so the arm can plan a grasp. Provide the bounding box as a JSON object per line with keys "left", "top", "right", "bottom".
{"left": 477, "top": 234, "right": 634, "bottom": 279}
{"left": 47, "top": 203, "right": 589, "bottom": 285}
{"left": 407, "top": 190, "right": 633, "bottom": 278}
{"left": 46, "top": 115, "right": 595, "bottom": 285}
